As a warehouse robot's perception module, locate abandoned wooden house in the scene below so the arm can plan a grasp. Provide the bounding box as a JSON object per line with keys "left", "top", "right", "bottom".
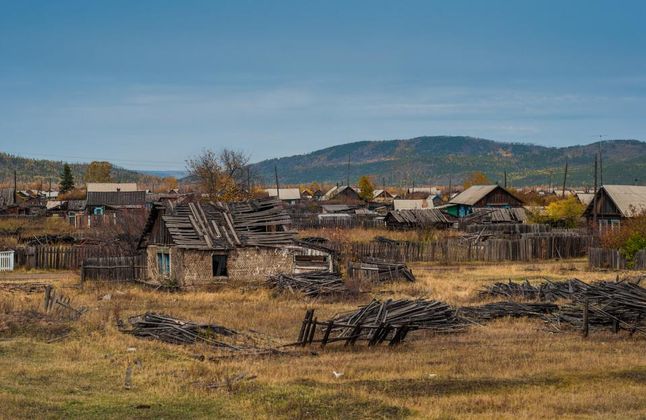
{"left": 138, "top": 198, "right": 333, "bottom": 289}
{"left": 448, "top": 185, "right": 524, "bottom": 218}
{"left": 583, "top": 185, "right": 646, "bottom": 230}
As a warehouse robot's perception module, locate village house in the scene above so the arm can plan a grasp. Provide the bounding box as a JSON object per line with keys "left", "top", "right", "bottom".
{"left": 138, "top": 198, "right": 333, "bottom": 289}
{"left": 322, "top": 185, "right": 362, "bottom": 202}
{"left": 264, "top": 188, "right": 301, "bottom": 205}
{"left": 447, "top": 184, "right": 524, "bottom": 218}
{"left": 583, "top": 185, "right": 646, "bottom": 230}
{"left": 372, "top": 189, "right": 394, "bottom": 203}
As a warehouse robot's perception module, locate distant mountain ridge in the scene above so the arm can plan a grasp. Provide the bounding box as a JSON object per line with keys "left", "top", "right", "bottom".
{"left": 0, "top": 152, "right": 156, "bottom": 185}
{"left": 251, "top": 136, "right": 646, "bottom": 187}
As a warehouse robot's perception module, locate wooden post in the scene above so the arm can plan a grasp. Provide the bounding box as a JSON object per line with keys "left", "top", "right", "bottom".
{"left": 582, "top": 298, "right": 589, "bottom": 338}
{"left": 44, "top": 285, "right": 52, "bottom": 311}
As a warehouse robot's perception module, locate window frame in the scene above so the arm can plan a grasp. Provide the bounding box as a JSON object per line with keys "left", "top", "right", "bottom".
{"left": 212, "top": 253, "right": 228, "bottom": 277}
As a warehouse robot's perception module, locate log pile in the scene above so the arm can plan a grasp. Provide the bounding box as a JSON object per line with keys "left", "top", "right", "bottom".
{"left": 348, "top": 258, "right": 416, "bottom": 283}
{"left": 267, "top": 271, "right": 349, "bottom": 297}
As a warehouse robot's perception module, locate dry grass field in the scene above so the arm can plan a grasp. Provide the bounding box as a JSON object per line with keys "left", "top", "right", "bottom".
{"left": 1, "top": 260, "right": 645, "bottom": 419}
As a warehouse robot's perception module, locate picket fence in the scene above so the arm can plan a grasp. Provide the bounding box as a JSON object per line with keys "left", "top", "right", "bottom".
{"left": 0, "top": 250, "right": 14, "bottom": 271}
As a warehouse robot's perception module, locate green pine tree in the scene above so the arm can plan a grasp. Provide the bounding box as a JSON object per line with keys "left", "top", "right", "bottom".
{"left": 59, "top": 163, "right": 75, "bottom": 193}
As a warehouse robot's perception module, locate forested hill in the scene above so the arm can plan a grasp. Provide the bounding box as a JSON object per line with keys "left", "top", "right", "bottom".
{"left": 251, "top": 136, "right": 646, "bottom": 187}
{"left": 0, "top": 153, "right": 154, "bottom": 185}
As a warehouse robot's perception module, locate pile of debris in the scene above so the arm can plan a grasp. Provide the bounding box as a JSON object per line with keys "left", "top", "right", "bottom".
{"left": 348, "top": 258, "right": 416, "bottom": 283}
{"left": 479, "top": 278, "right": 588, "bottom": 302}
{"left": 295, "top": 298, "right": 466, "bottom": 348}
{"left": 121, "top": 313, "right": 284, "bottom": 355}
{"left": 267, "top": 271, "right": 349, "bottom": 297}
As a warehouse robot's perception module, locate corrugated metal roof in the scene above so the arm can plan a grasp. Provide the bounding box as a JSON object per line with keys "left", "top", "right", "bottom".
{"left": 449, "top": 185, "right": 499, "bottom": 206}
{"left": 603, "top": 185, "right": 646, "bottom": 216}
{"left": 86, "top": 183, "right": 139, "bottom": 192}
{"left": 576, "top": 193, "right": 595, "bottom": 206}
{"left": 393, "top": 199, "right": 433, "bottom": 210}
{"left": 265, "top": 188, "right": 301, "bottom": 200}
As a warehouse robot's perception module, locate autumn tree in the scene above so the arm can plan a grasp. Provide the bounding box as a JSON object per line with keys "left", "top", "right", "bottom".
{"left": 357, "top": 175, "right": 375, "bottom": 201}
{"left": 463, "top": 171, "right": 491, "bottom": 189}
{"left": 544, "top": 196, "right": 585, "bottom": 228}
{"left": 59, "top": 163, "right": 75, "bottom": 193}
{"left": 84, "top": 161, "right": 113, "bottom": 183}
{"left": 185, "top": 148, "right": 252, "bottom": 201}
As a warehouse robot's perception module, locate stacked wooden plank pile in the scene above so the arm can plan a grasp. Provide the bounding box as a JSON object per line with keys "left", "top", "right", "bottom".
{"left": 549, "top": 281, "right": 646, "bottom": 334}
{"left": 348, "top": 258, "right": 416, "bottom": 282}
{"left": 295, "top": 299, "right": 466, "bottom": 347}
{"left": 123, "top": 313, "right": 239, "bottom": 347}
{"left": 479, "top": 278, "right": 589, "bottom": 302}
{"left": 332, "top": 299, "right": 465, "bottom": 333}
{"left": 267, "top": 271, "right": 349, "bottom": 297}
{"left": 121, "top": 313, "right": 287, "bottom": 356}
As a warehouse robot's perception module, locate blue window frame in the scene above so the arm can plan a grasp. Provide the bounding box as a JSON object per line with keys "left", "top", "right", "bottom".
{"left": 157, "top": 252, "right": 170, "bottom": 276}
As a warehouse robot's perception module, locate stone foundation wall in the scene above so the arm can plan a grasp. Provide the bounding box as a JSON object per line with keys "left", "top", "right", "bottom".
{"left": 145, "top": 245, "right": 329, "bottom": 289}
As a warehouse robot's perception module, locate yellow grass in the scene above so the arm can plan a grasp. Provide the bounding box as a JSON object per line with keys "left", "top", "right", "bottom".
{"left": 0, "top": 261, "right": 645, "bottom": 419}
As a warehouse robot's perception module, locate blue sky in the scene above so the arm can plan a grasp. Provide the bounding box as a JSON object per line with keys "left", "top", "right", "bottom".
{"left": 1, "top": 0, "right": 645, "bottom": 170}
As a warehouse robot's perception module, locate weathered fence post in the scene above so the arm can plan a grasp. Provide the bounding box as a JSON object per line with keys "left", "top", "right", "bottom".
{"left": 582, "top": 298, "right": 589, "bottom": 338}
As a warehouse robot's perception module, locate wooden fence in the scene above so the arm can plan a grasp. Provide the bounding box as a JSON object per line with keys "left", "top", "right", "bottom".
{"left": 291, "top": 215, "right": 385, "bottom": 230}
{"left": 328, "top": 233, "right": 593, "bottom": 264}
{"left": 81, "top": 254, "right": 147, "bottom": 283}
{"left": 13, "top": 245, "right": 130, "bottom": 270}
{"left": 588, "top": 248, "right": 646, "bottom": 270}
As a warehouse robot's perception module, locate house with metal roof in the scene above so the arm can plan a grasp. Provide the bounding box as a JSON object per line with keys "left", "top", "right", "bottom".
{"left": 264, "top": 188, "right": 301, "bottom": 204}
{"left": 583, "top": 185, "right": 646, "bottom": 230}
{"left": 322, "top": 185, "right": 362, "bottom": 202}
{"left": 86, "top": 182, "right": 139, "bottom": 192}
{"left": 448, "top": 185, "right": 524, "bottom": 218}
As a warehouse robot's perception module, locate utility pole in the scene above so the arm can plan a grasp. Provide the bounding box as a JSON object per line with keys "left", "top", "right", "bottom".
{"left": 49, "top": 177, "right": 52, "bottom": 195}
{"left": 13, "top": 170, "right": 17, "bottom": 204}
{"left": 562, "top": 158, "right": 568, "bottom": 198}
{"left": 346, "top": 153, "right": 350, "bottom": 187}
{"left": 274, "top": 165, "right": 280, "bottom": 199}
{"left": 382, "top": 176, "right": 386, "bottom": 191}
{"left": 504, "top": 171, "right": 507, "bottom": 189}
{"left": 448, "top": 176, "right": 452, "bottom": 201}
{"left": 548, "top": 170, "right": 553, "bottom": 193}
{"left": 247, "top": 167, "right": 251, "bottom": 195}
{"left": 598, "top": 141, "right": 603, "bottom": 186}
{"left": 592, "top": 154, "right": 598, "bottom": 233}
